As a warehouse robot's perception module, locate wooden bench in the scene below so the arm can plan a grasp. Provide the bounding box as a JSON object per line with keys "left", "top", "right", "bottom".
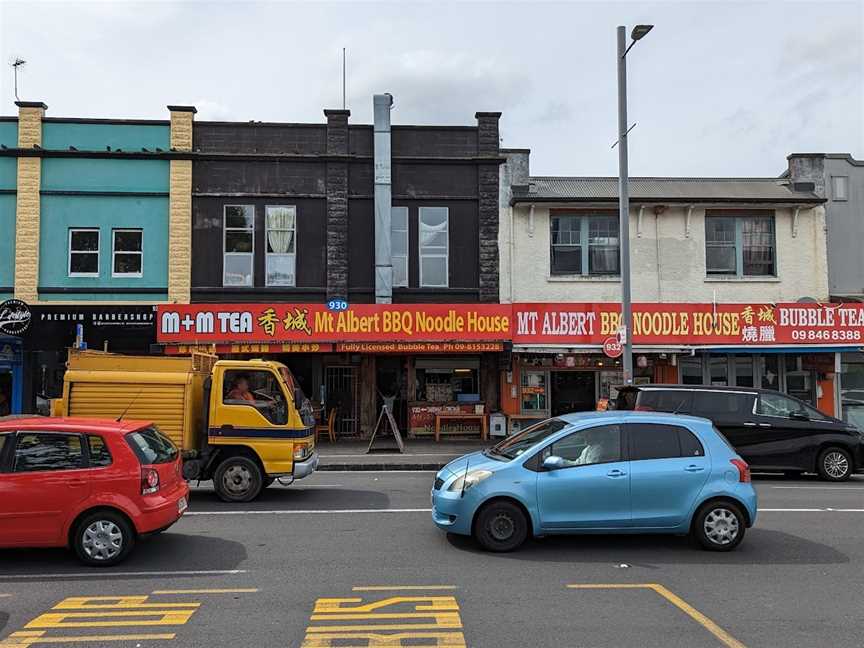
{"left": 434, "top": 414, "right": 488, "bottom": 442}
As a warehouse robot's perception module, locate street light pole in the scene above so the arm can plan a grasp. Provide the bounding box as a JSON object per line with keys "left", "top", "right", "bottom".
{"left": 616, "top": 23, "right": 652, "bottom": 385}
{"left": 616, "top": 25, "right": 634, "bottom": 385}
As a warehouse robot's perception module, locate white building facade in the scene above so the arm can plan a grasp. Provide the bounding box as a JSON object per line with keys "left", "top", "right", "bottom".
{"left": 495, "top": 149, "right": 855, "bottom": 427}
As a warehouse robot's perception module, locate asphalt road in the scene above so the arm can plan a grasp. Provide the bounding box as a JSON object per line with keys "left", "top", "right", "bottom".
{"left": 1, "top": 472, "right": 862, "bottom": 648}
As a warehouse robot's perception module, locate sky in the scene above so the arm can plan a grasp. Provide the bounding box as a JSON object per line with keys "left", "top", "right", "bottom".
{"left": 0, "top": 0, "right": 862, "bottom": 177}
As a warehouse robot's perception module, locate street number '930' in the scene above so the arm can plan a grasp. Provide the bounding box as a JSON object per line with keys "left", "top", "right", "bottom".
{"left": 327, "top": 300, "right": 349, "bottom": 312}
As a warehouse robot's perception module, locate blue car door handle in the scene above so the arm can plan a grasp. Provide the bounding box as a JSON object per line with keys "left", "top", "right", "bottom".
{"left": 606, "top": 469, "right": 627, "bottom": 478}
{"left": 684, "top": 465, "right": 705, "bottom": 472}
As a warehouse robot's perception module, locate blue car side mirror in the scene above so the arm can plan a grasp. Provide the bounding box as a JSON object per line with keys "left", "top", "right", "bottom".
{"left": 543, "top": 455, "right": 566, "bottom": 470}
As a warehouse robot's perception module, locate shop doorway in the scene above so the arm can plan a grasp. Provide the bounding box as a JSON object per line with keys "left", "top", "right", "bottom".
{"left": 0, "top": 370, "right": 12, "bottom": 416}
{"left": 376, "top": 356, "right": 407, "bottom": 431}
{"left": 324, "top": 366, "right": 360, "bottom": 437}
{"left": 551, "top": 371, "right": 597, "bottom": 416}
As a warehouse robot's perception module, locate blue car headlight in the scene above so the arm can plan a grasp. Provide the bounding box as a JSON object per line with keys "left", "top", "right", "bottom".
{"left": 448, "top": 469, "right": 493, "bottom": 492}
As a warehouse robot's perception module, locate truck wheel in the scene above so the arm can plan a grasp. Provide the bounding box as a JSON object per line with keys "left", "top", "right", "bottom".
{"left": 214, "top": 456, "right": 263, "bottom": 502}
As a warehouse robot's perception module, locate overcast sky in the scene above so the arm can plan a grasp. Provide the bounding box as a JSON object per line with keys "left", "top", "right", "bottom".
{"left": 1, "top": 0, "right": 862, "bottom": 177}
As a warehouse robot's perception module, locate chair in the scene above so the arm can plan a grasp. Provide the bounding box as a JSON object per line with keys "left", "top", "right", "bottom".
{"left": 316, "top": 407, "right": 337, "bottom": 443}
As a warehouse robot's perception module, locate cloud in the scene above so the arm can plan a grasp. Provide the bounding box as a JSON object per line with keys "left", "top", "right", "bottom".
{"left": 191, "top": 98, "right": 233, "bottom": 121}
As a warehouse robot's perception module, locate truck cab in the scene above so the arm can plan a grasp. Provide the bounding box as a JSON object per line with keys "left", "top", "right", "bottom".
{"left": 201, "top": 359, "right": 318, "bottom": 500}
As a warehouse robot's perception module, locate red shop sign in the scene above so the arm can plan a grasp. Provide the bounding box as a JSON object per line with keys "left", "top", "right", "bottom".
{"left": 602, "top": 336, "right": 623, "bottom": 358}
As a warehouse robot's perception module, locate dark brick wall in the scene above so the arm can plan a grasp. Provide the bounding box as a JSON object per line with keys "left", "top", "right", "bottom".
{"left": 393, "top": 163, "right": 477, "bottom": 198}
{"left": 193, "top": 122, "right": 326, "bottom": 154}
{"left": 475, "top": 112, "right": 501, "bottom": 156}
{"left": 348, "top": 198, "right": 374, "bottom": 290}
{"left": 392, "top": 127, "right": 478, "bottom": 157}
{"left": 193, "top": 160, "right": 326, "bottom": 195}
{"left": 348, "top": 126, "right": 373, "bottom": 156}
{"left": 478, "top": 162, "right": 500, "bottom": 302}
{"left": 325, "top": 110, "right": 350, "bottom": 299}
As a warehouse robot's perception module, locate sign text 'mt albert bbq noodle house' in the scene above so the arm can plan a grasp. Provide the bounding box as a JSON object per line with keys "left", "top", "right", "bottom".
{"left": 156, "top": 302, "right": 864, "bottom": 432}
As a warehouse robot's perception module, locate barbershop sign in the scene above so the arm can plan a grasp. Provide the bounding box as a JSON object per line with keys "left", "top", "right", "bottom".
{"left": 156, "top": 302, "right": 864, "bottom": 347}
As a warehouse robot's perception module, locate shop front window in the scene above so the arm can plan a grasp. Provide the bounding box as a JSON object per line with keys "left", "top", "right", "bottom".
{"left": 784, "top": 355, "right": 814, "bottom": 405}
{"left": 708, "top": 356, "right": 728, "bottom": 386}
{"left": 759, "top": 355, "right": 780, "bottom": 391}
{"left": 733, "top": 355, "right": 755, "bottom": 387}
{"left": 414, "top": 358, "right": 479, "bottom": 403}
{"left": 840, "top": 353, "right": 864, "bottom": 429}
{"left": 679, "top": 356, "right": 703, "bottom": 385}
{"left": 521, "top": 370, "right": 548, "bottom": 413}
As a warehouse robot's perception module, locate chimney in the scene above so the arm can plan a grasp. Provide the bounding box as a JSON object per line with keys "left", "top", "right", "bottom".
{"left": 787, "top": 153, "right": 826, "bottom": 198}
{"left": 374, "top": 94, "right": 394, "bottom": 304}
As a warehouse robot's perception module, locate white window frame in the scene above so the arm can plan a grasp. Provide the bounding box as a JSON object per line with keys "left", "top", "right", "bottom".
{"left": 68, "top": 228, "right": 100, "bottom": 278}
{"left": 391, "top": 206, "right": 409, "bottom": 288}
{"left": 418, "top": 206, "right": 449, "bottom": 288}
{"left": 223, "top": 205, "right": 255, "bottom": 287}
{"left": 265, "top": 205, "right": 297, "bottom": 287}
{"left": 831, "top": 176, "right": 848, "bottom": 201}
{"left": 111, "top": 228, "right": 143, "bottom": 278}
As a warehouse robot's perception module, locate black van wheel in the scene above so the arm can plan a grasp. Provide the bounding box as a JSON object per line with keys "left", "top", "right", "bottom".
{"left": 214, "top": 456, "right": 263, "bottom": 502}
{"left": 73, "top": 510, "right": 135, "bottom": 567}
{"left": 817, "top": 447, "right": 852, "bottom": 482}
{"left": 692, "top": 501, "right": 746, "bottom": 552}
{"left": 473, "top": 501, "right": 528, "bottom": 552}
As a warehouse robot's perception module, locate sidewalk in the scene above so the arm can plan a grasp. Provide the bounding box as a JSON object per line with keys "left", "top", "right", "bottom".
{"left": 315, "top": 438, "right": 495, "bottom": 471}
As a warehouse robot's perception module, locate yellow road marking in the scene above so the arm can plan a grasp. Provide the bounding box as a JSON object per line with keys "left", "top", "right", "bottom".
{"left": 151, "top": 588, "right": 260, "bottom": 594}
{"left": 25, "top": 609, "right": 197, "bottom": 629}
{"left": 0, "top": 631, "right": 176, "bottom": 646}
{"left": 566, "top": 583, "right": 747, "bottom": 648}
{"left": 301, "top": 631, "right": 466, "bottom": 647}
{"left": 53, "top": 595, "right": 198, "bottom": 610}
{"left": 351, "top": 586, "right": 458, "bottom": 592}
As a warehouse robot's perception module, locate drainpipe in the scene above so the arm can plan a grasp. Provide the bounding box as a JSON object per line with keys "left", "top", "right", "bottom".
{"left": 374, "top": 93, "right": 394, "bottom": 304}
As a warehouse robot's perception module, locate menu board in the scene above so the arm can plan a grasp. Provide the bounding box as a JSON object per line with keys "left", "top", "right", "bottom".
{"left": 409, "top": 402, "right": 485, "bottom": 436}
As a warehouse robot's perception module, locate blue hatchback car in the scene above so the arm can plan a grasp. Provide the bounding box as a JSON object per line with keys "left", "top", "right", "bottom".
{"left": 431, "top": 411, "right": 757, "bottom": 552}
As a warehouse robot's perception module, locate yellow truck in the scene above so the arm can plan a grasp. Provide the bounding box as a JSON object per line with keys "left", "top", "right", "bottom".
{"left": 53, "top": 349, "right": 318, "bottom": 502}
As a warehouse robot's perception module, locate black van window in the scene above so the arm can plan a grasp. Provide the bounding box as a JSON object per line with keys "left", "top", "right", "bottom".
{"left": 634, "top": 390, "right": 691, "bottom": 413}
{"left": 628, "top": 423, "right": 682, "bottom": 460}
{"left": 691, "top": 391, "right": 754, "bottom": 416}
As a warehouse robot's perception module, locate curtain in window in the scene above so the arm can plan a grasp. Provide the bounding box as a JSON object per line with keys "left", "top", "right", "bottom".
{"left": 267, "top": 208, "right": 295, "bottom": 254}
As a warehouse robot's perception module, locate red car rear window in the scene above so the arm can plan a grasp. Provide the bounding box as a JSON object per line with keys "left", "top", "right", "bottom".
{"left": 125, "top": 427, "right": 178, "bottom": 465}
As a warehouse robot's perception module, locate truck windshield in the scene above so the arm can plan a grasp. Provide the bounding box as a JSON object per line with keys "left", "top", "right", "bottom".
{"left": 125, "top": 426, "right": 178, "bottom": 465}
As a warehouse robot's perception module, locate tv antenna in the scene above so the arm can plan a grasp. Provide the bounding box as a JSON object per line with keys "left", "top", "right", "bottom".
{"left": 11, "top": 57, "right": 26, "bottom": 102}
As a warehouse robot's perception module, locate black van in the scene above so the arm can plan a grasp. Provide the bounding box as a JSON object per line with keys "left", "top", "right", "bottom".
{"left": 615, "top": 385, "right": 864, "bottom": 481}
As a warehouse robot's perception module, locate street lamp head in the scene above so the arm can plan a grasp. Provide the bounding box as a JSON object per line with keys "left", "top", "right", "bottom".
{"left": 631, "top": 24, "right": 654, "bottom": 41}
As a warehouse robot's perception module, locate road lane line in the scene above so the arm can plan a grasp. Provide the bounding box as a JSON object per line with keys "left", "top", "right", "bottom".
{"left": 186, "top": 508, "right": 432, "bottom": 515}
{"left": 760, "top": 508, "right": 864, "bottom": 512}
{"left": 152, "top": 588, "right": 259, "bottom": 594}
{"left": 770, "top": 485, "right": 864, "bottom": 490}
{"left": 352, "top": 586, "right": 458, "bottom": 592}
{"left": 0, "top": 569, "right": 248, "bottom": 580}
{"left": 0, "top": 630, "right": 176, "bottom": 645}
{"left": 567, "top": 584, "right": 746, "bottom": 648}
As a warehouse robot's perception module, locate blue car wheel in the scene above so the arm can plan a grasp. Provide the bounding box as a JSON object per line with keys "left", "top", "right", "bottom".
{"left": 692, "top": 501, "right": 746, "bottom": 552}
{"left": 473, "top": 500, "right": 529, "bottom": 552}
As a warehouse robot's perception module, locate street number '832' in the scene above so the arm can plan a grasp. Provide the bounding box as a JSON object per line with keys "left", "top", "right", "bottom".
{"left": 327, "top": 299, "right": 349, "bottom": 311}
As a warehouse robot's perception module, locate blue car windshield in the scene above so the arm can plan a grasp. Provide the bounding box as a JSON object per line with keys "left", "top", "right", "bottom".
{"left": 490, "top": 418, "right": 569, "bottom": 459}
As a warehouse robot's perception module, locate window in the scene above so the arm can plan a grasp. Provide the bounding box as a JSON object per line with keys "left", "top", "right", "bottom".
{"left": 733, "top": 355, "right": 755, "bottom": 387}
{"left": 757, "top": 392, "right": 828, "bottom": 421}
{"left": 678, "top": 428, "right": 705, "bottom": 457}
{"left": 68, "top": 229, "right": 100, "bottom": 277}
{"left": 125, "top": 427, "right": 178, "bottom": 465}
{"left": 112, "top": 229, "right": 143, "bottom": 277}
{"left": 223, "top": 369, "right": 288, "bottom": 425}
{"left": 419, "top": 207, "right": 448, "bottom": 287}
{"left": 87, "top": 435, "right": 112, "bottom": 467}
{"left": 634, "top": 389, "right": 692, "bottom": 413}
{"left": 628, "top": 423, "right": 681, "bottom": 460}
{"left": 691, "top": 391, "right": 755, "bottom": 416}
{"left": 550, "top": 214, "right": 619, "bottom": 276}
{"left": 391, "top": 207, "right": 409, "bottom": 287}
{"left": 14, "top": 433, "right": 84, "bottom": 472}
{"left": 679, "top": 357, "right": 703, "bottom": 385}
{"left": 705, "top": 215, "right": 775, "bottom": 277}
{"left": 265, "top": 206, "right": 296, "bottom": 286}
{"left": 831, "top": 176, "right": 848, "bottom": 201}
{"left": 492, "top": 418, "right": 569, "bottom": 460}
{"left": 548, "top": 424, "right": 622, "bottom": 466}
{"left": 521, "top": 370, "right": 548, "bottom": 413}
{"left": 708, "top": 356, "right": 728, "bottom": 386}
{"left": 224, "top": 205, "right": 254, "bottom": 286}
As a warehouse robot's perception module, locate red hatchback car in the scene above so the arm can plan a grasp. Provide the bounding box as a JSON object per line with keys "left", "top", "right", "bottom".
{"left": 0, "top": 418, "right": 190, "bottom": 566}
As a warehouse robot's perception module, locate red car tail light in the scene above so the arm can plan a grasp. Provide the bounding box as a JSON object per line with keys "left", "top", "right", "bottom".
{"left": 730, "top": 459, "right": 751, "bottom": 483}
{"left": 141, "top": 467, "right": 160, "bottom": 495}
